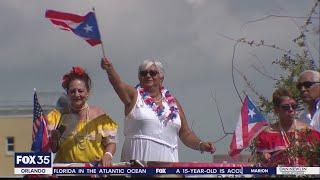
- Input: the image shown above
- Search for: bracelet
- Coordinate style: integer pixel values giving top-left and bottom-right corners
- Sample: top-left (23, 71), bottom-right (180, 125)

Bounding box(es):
top-left (104, 151), bottom-right (113, 159)
top-left (199, 141), bottom-right (204, 154)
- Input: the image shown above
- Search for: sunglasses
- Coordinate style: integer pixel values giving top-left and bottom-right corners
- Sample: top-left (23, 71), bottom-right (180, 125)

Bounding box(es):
top-left (279, 104), bottom-right (298, 111)
top-left (139, 70), bottom-right (159, 77)
top-left (296, 81), bottom-right (320, 90)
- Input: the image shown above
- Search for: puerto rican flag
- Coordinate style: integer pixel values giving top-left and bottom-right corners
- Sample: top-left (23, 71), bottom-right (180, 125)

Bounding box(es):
top-left (45, 10), bottom-right (101, 46)
top-left (229, 96), bottom-right (268, 157)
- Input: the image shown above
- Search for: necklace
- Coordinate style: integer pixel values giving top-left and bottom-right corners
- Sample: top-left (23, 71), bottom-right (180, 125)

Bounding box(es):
top-left (136, 84), bottom-right (179, 122)
top-left (70, 103), bottom-right (89, 112)
top-left (74, 104), bottom-right (90, 150)
top-left (279, 119), bottom-right (299, 165)
top-left (279, 120), bottom-right (296, 147)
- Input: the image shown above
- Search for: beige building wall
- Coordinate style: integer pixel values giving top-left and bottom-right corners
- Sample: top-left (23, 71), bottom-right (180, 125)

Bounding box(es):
top-left (0, 116), bottom-right (32, 177)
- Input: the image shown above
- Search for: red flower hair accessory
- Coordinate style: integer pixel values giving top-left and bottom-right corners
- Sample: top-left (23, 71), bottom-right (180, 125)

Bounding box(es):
top-left (72, 66), bottom-right (85, 76)
top-left (61, 66), bottom-right (85, 89)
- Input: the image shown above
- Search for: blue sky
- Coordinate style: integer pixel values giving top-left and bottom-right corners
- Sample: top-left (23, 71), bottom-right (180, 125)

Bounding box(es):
top-left (0, 0), bottom-right (318, 162)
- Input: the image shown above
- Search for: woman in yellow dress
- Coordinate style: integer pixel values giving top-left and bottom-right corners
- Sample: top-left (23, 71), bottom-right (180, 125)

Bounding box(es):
top-left (47, 66), bottom-right (118, 166)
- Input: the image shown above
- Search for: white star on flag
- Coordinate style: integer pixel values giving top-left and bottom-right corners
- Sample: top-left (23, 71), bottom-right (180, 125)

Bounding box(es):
top-left (248, 108), bottom-right (256, 118)
top-left (83, 24), bottom-right (93, 33)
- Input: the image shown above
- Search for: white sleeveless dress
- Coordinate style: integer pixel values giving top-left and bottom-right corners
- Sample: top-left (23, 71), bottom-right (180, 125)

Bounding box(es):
top-left (121, 90), bottom-right (181, 162)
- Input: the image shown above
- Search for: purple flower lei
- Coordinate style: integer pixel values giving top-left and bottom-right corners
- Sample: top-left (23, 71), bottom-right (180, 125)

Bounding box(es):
top-left (136, 84), bottom-right (179, 121)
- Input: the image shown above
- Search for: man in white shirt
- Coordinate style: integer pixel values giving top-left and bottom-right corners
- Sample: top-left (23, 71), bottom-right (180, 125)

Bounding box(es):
top-left (297, 70), bottom-right (320, 131)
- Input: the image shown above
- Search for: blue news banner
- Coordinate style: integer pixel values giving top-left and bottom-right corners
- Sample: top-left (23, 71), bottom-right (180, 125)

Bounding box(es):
top-left (52, 167), bottom-right (275, 175)
top-left (14, 153), bottom-right (277, 175)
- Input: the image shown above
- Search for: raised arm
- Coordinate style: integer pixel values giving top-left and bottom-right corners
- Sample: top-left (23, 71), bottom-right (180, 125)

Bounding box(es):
top-left (101, 58), bottom-right (136, 108)
top-left (177, 99), bottom-right (216, 154)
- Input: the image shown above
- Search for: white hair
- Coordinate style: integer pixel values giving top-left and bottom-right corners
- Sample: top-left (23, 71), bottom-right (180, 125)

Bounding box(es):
top-left (299, 70), bottom-right (320, 82)
top-left (138, 58), bottom-right (165, 78)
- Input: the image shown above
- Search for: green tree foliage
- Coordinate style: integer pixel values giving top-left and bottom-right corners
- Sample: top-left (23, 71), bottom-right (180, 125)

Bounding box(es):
top-left (234, 1), bottom-right (319, 117)
top-left (232, 1), bottom-right (319, 167)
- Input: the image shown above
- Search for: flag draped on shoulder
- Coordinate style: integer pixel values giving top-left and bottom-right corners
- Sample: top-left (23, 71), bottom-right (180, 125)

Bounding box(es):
top-left (229, 96), bottom-right (268, 157)
top-left (45, 9), bottom-right (101, 46)
top-left (31, 90), bottom-right (50, 152)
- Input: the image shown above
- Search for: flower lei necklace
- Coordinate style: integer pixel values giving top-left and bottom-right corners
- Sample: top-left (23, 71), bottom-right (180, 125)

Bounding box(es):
top-left (136, 84), bottom-right (179, 122)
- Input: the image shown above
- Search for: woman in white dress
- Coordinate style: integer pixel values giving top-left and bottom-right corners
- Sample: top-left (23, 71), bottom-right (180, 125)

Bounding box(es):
top-left (101, 58), bottom-right (216, 162)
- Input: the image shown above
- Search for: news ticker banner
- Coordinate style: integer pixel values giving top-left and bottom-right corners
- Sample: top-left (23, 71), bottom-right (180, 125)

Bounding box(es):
top-left (14, 153), bottom-right (320, 175)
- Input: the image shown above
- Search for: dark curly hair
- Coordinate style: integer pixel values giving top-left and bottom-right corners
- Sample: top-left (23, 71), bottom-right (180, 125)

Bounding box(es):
top-left (61, 66), bottom-right (92, 91)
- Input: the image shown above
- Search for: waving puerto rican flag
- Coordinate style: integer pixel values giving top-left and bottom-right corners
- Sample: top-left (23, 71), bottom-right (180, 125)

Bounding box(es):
top-left (45, 9), bottom-right (101, 46)
top-left (229, 96), bottom-right (268, 157)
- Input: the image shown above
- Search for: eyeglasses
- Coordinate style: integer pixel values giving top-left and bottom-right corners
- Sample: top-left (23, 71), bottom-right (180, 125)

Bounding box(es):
top-left (296, 81), bottom-right (320, 90)
top-left (279, 104), bottom-right (298, 111)
top-left (139, 70), bottom-right (159, 77)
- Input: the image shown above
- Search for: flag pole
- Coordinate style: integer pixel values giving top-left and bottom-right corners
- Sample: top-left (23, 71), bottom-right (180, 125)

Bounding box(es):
top-left (92, 7), bottom-right (106, 58)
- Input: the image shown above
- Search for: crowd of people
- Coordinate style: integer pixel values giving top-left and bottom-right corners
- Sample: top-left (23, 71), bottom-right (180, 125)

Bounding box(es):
top-left (45, 59), bottom-right (319, 167)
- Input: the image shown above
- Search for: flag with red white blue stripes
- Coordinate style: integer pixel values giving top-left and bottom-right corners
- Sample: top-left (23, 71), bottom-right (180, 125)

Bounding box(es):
top-left (31, 90), bottom-right (50, 152)
top-left (229, 96), bottom-right (268, 157)
top-left (45, 9), bottom-right (101, 46)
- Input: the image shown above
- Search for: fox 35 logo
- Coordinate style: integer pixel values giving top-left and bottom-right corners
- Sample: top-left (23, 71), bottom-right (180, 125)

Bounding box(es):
top-left (15, 152), bottom-right (52, 167)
